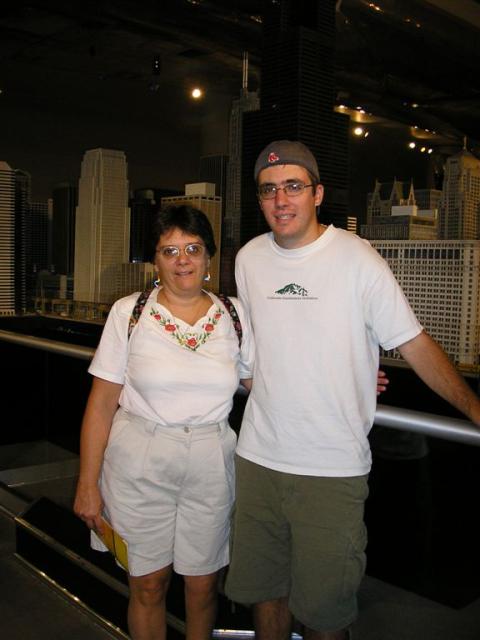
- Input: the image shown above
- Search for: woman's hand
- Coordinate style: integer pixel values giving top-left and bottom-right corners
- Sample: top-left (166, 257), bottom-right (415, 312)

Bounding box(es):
top-left (74, 377), bottom-right (122, 534)
top-left (377, 369), bottom-right (389, 396)
top-left (74, 481), bottom-right (104, 533)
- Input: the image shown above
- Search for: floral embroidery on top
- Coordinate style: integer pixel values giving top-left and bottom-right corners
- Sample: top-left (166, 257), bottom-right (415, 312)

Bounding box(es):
top-left (150, 305), bottom-right (224, 351)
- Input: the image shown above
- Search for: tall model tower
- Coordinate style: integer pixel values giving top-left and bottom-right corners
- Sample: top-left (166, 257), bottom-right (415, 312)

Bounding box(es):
top-left (219, 53), bottom-right (260, 293)
top-left (0, 163), bottom-right (29, 314)
top-left (241, 0), bottom-right (349, 243)
top-left (74, 149), bottom-right (130, 304)
top-left (224, 52), bottom-right (260, 249)
top-left (199, 154), bottom-right (229, 219)
top-left (0, 162), bottom-right (16, 315)
top-left (438, 146), bottom-right (480, 240)
top-left (52, 182), bottom-right (77, 275)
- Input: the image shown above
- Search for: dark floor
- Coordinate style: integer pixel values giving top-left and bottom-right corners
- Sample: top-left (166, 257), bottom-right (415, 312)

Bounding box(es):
top-left (1, 434), bottom-right (480, 640)
top-left (0, 507), bottom-right (120, 640)
top-left (2, 499), bottom-right (480, 640)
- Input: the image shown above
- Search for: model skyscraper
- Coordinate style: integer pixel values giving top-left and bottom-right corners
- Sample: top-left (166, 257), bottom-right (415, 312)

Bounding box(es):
top-left (439, 146), bottom-right (480, 240)
top-left (240, 0), bottom-right (349, 243)
top-left (73, 149), bottom-right (130, 304)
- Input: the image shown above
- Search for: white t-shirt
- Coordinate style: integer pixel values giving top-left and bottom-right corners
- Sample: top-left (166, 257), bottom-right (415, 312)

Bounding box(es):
top-left (89, 289), bottom-right (254, 426)
top-left (235, 225), bottom-right (423, 477)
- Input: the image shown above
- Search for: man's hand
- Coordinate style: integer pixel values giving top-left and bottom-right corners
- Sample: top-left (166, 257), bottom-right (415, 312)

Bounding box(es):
top-left (399, 331), bottom-right (480, 427)
top-left (377, 369), bottom-right (389, 396)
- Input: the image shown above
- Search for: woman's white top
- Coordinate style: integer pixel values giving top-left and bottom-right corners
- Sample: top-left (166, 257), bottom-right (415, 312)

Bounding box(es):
top-left (89, 289), bottom-right (254, 426)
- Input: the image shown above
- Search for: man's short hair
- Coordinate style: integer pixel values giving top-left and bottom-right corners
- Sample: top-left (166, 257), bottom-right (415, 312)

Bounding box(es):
top-left (254, 140), bottom-right (320, 183)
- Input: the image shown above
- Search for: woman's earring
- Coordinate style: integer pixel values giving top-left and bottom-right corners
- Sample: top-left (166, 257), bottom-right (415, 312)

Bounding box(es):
top-left (154, 277), bottom-right (160, 288)
top-left (204, 272), bottom-right (211, 282)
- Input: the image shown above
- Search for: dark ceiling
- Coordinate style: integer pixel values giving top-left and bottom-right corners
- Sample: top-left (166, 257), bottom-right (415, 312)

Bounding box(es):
top-left (2, 0), bottom-right (480, 200)
top-left (2, 0), bottom-right (480, 139)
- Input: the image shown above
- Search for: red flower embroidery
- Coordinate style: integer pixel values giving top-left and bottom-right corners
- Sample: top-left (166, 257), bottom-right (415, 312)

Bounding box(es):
top-left (150, 305), bottom-right (223, 351)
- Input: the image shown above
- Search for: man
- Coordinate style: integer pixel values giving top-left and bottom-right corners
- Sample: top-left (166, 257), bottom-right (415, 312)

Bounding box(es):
top-left (225, 140), bottom-right (480, 640)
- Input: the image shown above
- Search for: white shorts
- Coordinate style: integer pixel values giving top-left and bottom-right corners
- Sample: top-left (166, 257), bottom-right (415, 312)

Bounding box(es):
top-left (91, 408), bottom-right (237, 577)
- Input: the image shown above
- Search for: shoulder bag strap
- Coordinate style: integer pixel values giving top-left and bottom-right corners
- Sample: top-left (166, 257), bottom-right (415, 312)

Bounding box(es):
top-left (128, 288), bottom-right (153, 339)
top-left (217, 293), bottom-right (243, 347)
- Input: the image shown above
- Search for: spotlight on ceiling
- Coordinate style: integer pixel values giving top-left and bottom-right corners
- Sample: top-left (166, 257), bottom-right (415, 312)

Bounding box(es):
top-left (152, 56), bottom-right (161, 76)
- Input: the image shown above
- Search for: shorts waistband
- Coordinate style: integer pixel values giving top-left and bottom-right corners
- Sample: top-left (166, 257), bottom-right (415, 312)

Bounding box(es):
top-left (116, 407), bottom-right (228, 436)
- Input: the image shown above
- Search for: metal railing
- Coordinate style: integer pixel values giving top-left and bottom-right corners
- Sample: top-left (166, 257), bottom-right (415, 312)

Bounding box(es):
top-left (1, 327), bottom-right (479, 447)
top-left (375, 404), bottom-right (480, 446)
top-left (0, 329), bottom-right (95, 360)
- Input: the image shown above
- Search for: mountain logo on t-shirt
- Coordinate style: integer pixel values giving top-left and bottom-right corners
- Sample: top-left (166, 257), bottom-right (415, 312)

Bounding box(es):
top-left (275, 283), bottom-right (308, 297)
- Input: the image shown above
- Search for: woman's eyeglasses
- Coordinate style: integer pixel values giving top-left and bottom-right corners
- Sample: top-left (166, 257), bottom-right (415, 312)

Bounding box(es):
top-left (156, 243), bottom-right (206, 259)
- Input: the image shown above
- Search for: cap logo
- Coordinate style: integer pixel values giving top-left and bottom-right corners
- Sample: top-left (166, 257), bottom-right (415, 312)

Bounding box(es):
top-left (268, 152), bottom-right (280, 163)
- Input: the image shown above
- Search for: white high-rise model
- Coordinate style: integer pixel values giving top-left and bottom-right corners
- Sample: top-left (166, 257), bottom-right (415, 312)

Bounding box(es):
top-left (372, 239), bottom-right (480, 370)
top-left (74, 149), bottom-right (130, 304)
top-left (439, 143), bottom-right (480, 240)
top-left (0, 161), bottom-right (16, 315)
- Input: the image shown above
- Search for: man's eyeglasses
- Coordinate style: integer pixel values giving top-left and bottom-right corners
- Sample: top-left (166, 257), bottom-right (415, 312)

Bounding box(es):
top-left (156, 243), bottom-right (206, 259)
top-left (258, 181), bottom-right (314, 200)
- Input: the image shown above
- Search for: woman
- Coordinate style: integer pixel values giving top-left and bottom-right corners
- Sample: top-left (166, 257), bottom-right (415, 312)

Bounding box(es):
top-left (74, 204), bottom-right (254, 640)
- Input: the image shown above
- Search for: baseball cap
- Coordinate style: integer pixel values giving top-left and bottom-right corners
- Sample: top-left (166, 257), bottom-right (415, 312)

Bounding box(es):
top-left (254, 140), bottom-right (320, 182)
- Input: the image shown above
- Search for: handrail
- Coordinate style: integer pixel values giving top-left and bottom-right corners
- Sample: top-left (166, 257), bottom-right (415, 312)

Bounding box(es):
top-left (1, 328), bottom-right (480, 446)
top-left (375, 404), bottom-right (480, 446)
top-left (0, 329), bottom-right (95, 360)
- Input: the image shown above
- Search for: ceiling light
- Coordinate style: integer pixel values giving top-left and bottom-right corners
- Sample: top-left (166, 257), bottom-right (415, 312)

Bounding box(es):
top-left (353, 126), bottom-right (364, 136)
top-left (191, 88), bottom-right (203, 99)
top-left (420, 147), bottom-right (427, 153)
top-left (428, 148), bottom-right (433, 154)
top-left (408, 142), bottom-right (416, 149)
top-left (152, 56), bottom-right (161, 75)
